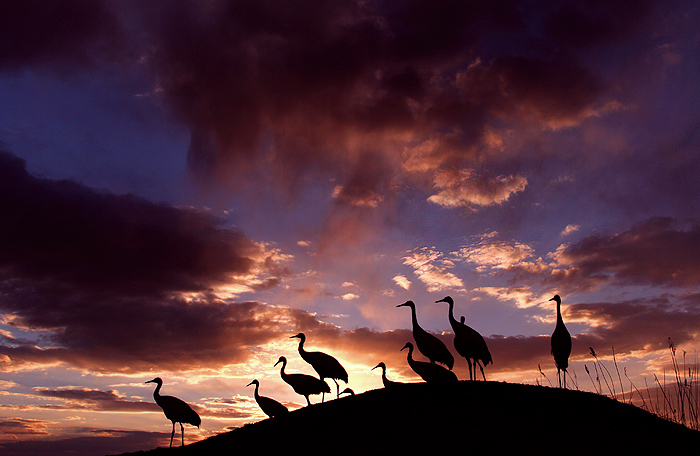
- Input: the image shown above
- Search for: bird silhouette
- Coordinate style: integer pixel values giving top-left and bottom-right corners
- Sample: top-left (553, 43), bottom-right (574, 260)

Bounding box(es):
top-left (145, 377), bottom-right (201, 448)
top-left (397, 300), bottom-right (454, 370)
top-left (436, 296), bottom-right (492, 381)
top-left (550, 294), bottom-right (572, 388)
top-left (371, 362), bottom-right (405, 389)
top-left (246, 379), bottom-right (289, 418)
top-left (275, 356), bottom-right (331, 406)
top-left (339, 387), bottom-right (355, 397)
top-left (291, 332), bottom-right (348, 399)
top-left (401, 342), bottom-right (458, 384)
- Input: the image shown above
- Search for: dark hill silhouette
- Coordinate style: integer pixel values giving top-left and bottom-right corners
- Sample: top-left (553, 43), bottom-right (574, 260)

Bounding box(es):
top-left (116, 381), bottom-right (700, 456)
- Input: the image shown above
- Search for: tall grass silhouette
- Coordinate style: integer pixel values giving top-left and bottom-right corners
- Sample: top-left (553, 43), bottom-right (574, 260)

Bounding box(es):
top-left (582, 339), bottom-right (700, 431)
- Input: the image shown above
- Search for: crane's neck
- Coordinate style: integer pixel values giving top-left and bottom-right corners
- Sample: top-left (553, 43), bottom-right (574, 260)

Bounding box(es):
top-left (253, 382), bottom-right (260, 399)
top-left (556, 301), bottom-right (564, 324)
top-left (408, 305), bottom-right (419, 328)
top-left (278, 360), bottom-right (287, 379)
top-left (151, 382), bottom-right (162, 400)
top-left (296, 337), bottom-right (306, 356)
top-left (405, 345), bottom-right (414, 362)
top-left (446, 301), bottom-right (458, 328)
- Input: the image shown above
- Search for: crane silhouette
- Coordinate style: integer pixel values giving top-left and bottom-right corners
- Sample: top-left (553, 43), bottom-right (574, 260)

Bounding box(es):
top-left (401, 342), bottom-right (458, 384)
top-left (397, 300), bottom-right (454, 370)
top-left (371, 362), bottom-right (405, 389)
top-left (550, 294), bottom-right (572, 388)
top-left (246, 379), bottom-right (289, 418)
top-left (145, 377), bottom-right (201, 448)
top-left (275, 355), bottom-right (330, 406)
top-left (291, 332), bottom-right (348, 399)
top-left (436, 296), bottom-right (492, 380)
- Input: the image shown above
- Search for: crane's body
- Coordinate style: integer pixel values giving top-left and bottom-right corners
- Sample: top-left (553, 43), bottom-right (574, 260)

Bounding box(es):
top-left (247, 379), bottom-right (288, 418)
top-left (146, 377), bottom-right (200, 448)
top-left (275, 356), bottom-right (330, 405)
top-left (550, 295), bottom-right (572, 388)
top-left (291, 332), bottom-right (348, 399)
top-left (401, 342), bottom-right (458, 384)
top-left (436, 296), bottom-right (492, 380)
top-left (397, 301), bottom-right (454, 370)
top-left (371, 362), bottom-right (405, 389)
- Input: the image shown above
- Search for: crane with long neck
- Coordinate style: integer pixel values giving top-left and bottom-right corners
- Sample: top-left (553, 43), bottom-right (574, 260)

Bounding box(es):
top-left (371, 362), bottom-right (405, 389)
top-left (401, 342), bottom-right (458, 384)
top-left (145, 377), bottom-right (201, 448)
top-left (275, 356), bottom-right (330, 405)
top-left (291, 332), bottom-right (348, 399)
top-left (550, 294), bottom-right (572, 388)
top-left (436, 296), bottom-right (492, 380)
top-left (397, 300), bottom-right (454, 370)
top-left (246, 379), bottom-right (288, 418)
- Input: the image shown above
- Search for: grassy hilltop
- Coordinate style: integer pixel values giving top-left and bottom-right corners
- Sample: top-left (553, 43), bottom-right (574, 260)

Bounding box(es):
top-left (118, 381), bottom-right (700, 456)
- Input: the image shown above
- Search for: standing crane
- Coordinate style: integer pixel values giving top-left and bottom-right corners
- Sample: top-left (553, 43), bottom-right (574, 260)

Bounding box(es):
top-left (401, 342), bottom-right (458, 384)
top-left (550, 294), bottom-right (572, 388)
top-left (436, 296), bottom-right (492, 380)
top-left (291, 332), bottom-right (348, 399)
top-left (246, 379), bottom-right (288, 418)
top-left (397, 300), bottom-right (454, 370)
top-left (274, 356), bottom-right (330, 405)
top-left (145, 377), bottom-right (201, 448)
top-left (371, 362), bottom-right (405, 389)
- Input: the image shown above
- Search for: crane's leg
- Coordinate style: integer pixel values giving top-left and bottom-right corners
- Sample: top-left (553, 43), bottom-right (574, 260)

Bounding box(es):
top-left (467, 358), bottom-right (473, 381)
top-left (170, 422), bottom-right (175, 448)
top-left (334, 379), bottom-right (340, 398)
top-left (305, 395), bottom-right (311, 406)
top-left (180, 422), bottom-right (185, 446)
top-left (478, 361), bottom-right (486, 381)
top-left (563, 369), bottom-right (567, 390)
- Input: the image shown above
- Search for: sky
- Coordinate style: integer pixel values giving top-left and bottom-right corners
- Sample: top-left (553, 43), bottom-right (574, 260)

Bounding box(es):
top-left (1, 0), bottom-right (700, 453)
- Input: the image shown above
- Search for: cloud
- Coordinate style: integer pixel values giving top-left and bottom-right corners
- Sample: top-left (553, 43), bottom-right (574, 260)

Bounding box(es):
top-left (402, 247), bottom-right (464, 293)
top-left (428, 169), bottom-right (527, 209)
top-left (0, 151), bottom-right (306, 373)
top-left (393, 275), bottom-right (411, 290)
top-left (33, 388), bottom-right (157, 413)
top-left (0, 0), bottom-right (126, 71)
top-left (552, 217), bottom-right (700, 288)
top-left (0, 428), bottom-right (168, 456)
top-left (0, 150), bottom-right (282, 295)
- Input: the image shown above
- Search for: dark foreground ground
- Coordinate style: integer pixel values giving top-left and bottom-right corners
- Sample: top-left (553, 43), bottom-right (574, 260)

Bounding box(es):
top-left (116, 381), bottom-right (700, 456)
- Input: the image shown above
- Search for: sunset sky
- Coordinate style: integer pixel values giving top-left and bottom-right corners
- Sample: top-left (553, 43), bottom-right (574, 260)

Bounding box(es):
top-left (2, 0), bottom-right (700, 454)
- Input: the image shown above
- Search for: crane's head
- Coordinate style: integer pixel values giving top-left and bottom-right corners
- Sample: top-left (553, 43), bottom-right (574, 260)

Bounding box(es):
top-left (371, 362), bottom-right (385, 371)
top-left (145, 377), bottom-right (162, 386)
top-left (274, 356), bottom-right (287, 367)
top-left (400, 342), bottom-right (413, 352)
top-left (246, 379), bottom-right (259, 387)
top-left (435, 296), bottom-right (453, 305)
top-left (549, 294), bottom-right (561, 305)
top-left (290, 333), bottom-right (305, 341)
top-left (396, 300), bottom-right (415, 309)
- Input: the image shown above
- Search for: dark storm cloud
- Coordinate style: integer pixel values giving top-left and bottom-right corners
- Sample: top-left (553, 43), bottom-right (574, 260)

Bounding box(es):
top-left (0, 150), bottom-right (299, 372)
top-left (0, 429), bottom-right (168, 456)
top-left (0, 150), bottom-right (260, 294)
top-left (142, 0), bottom-right (651, 197)
top-left (33, 388), bottom-right (157, 413)
top-left (0, 0), bottom-right (125, 71)
top-left (554, 217), bottom-right (700, 288)
top-left (0, 1), bottom-right (667, 204)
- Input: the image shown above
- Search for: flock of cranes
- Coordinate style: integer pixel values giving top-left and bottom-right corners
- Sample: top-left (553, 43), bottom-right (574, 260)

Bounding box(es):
top-left (146, 294), bottom-right (571, 446)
